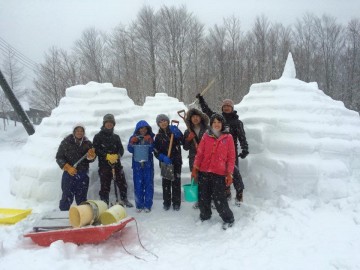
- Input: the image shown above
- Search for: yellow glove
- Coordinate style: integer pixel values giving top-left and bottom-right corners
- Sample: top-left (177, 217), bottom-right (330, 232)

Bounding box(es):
top-left (87, 148), bottom-right (96, 160)
top-left (106, 154), bottom-right (119, 164)
top-left (63, 163), bottom-right (77, 176)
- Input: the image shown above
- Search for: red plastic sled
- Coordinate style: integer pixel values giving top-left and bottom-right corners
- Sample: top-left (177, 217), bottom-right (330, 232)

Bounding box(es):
top-left (24, 216), bottom-right (134, 247)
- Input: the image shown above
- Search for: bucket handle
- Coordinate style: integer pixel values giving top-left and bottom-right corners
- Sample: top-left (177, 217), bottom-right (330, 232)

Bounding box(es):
top-left (191, 177), bottom-right (197, 186)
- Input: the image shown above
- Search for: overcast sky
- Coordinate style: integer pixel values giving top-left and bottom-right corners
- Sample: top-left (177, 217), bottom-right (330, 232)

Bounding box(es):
top-left (1, 0), bottom-right (359, 87)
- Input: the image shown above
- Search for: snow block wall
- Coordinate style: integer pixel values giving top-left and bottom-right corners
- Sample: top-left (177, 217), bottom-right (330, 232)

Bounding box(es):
top-left (10, 82), bottom-right (187, 205)
top-left (237, 53), bottom-right (360, 202)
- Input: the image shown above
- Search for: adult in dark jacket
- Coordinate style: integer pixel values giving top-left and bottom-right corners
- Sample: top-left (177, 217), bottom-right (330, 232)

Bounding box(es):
top-left (93, 114), bottom-right (133, 207)
top-left (56, 123), bottom-right (96, 211)
top-left (127, 120), bottom-right (155, 212)
top-left (154, 114), bottom-right (183, 211)
top-left (183, 108), bottom-right (209, 208)
top-left (196, 94), bottom-right (249, 205)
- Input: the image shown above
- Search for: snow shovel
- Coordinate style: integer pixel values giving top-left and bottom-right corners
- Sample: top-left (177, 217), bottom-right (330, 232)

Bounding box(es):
top-left (188, 78), bottom-right (215, 108)
top-left (160, 120), bottom-right (178, 181)
top-left (177, 109), bottom-right (198, 150)
top-left (110, 163), bottom-right (121, 206)
top-left (73, 153), bottom-right (88, 168)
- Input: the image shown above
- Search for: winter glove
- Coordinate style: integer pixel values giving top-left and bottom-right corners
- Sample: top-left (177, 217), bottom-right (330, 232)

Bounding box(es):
top-left (159, 153), bottom-right (172, 165)
top-left (225, 173), bottom-right (233, 187)
top-left (196, 93), bottom-right (204, 102)
top-left (130, 136), bottom-right (139, 144)
top-left (169, 125), bottom-right (182, 139)
top-left (63, 163), bottom-right (77, 176)
top-left (191, 166), bottom-right (199, 181)
top-left (106, 153), bottom-right (119, 164)
top-left (87, 148), bottom-right (96, 160)
top-left (186, 131), bottom-right (196, 142)
top-left (143, 135), bottom-right (153, 143)
top-left (238, 150), bottom-right (249, 159)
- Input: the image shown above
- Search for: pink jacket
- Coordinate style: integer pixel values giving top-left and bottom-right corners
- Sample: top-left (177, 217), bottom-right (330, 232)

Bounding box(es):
top-left (193, 131), bottom-right (235, 176)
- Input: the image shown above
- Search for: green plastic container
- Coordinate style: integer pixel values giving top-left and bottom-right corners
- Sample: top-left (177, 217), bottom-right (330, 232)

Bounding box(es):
top-left (183, 178), bottom-right (198, 202)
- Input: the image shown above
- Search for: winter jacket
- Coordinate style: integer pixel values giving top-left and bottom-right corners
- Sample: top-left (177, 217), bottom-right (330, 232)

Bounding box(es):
top-left (127, 120), bottom-right (155, 168)
top-left (93, 126), bottom-right (124, 169)
top-left (154, 126), bottom-right (183, 166)
top-left (183, 108), bottom-right (209, 160)
top-left (193, 129), bottom-right (235, 176)
top-left (198, 96), bottom-right (248, 158)
top-left (56, 134), bottom-right (94, 172)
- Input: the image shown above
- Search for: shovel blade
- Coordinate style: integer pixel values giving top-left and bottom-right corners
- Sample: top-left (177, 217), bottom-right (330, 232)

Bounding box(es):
top-left (160, 162), bottom-right (174, 181)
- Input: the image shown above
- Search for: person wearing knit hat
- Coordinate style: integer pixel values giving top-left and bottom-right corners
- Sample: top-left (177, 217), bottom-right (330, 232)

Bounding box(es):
top-left (156, 114), bottom-right (170, 126)
top-left (196, 93), bottom-right (249, 206)
top-left (93, 114), bottom-right (133, 207)
top-left (154, 113), bottom-right (184, 211)
top-left (56, 123), bottom-right (96, 211)
top-left (103, 113), bottom-right (116, 126)
top-left (221, 99), bottom-right (235, 112)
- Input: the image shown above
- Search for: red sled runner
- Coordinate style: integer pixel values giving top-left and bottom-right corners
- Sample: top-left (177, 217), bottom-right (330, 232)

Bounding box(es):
top-left (24, 216), bottom-right (135, 247)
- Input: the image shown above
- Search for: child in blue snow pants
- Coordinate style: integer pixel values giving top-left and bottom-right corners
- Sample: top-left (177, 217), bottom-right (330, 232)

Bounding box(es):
top-left (127, 120), bottom-right (155, 212)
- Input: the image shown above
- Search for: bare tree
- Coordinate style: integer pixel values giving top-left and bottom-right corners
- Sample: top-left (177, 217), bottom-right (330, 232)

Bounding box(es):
top-left (31, 47), bottom-right (74, 111)
top-left (74, 27), bottom-right (108, 83)
top-left (342, 19), bottom-right (360, 111)
top-left (133, 5), bottom-right (160, 96)
top-left (313, 15), bottom-right (344, 97)
top-left (158, 5), bottom-right (199, 101)
top-left (1, 48), bottom-right (26, 128)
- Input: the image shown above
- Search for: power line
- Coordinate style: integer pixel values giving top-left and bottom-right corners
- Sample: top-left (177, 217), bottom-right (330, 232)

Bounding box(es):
top-left (0, 37), bottom-right (38, 66)
top-left (0, 37), bottom-right (38, 72)
top-left (0, 43), bottom-right (38, 71)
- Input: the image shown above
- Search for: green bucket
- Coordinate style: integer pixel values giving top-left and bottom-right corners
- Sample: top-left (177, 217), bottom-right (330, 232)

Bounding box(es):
top-left (183, 178), bottom-right (198, 202)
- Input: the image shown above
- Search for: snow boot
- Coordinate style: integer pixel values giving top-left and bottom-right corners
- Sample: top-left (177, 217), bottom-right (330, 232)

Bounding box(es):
top-left (235, 190), bottom-right (243, 207)
top-left (222, 221), bottom-right (234, 230)
top-left (120, 198), bottom-right (133, 208)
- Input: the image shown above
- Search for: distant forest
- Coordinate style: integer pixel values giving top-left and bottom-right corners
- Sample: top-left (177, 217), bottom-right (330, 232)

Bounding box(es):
top-left (2, 5), bottom-right (360, 114)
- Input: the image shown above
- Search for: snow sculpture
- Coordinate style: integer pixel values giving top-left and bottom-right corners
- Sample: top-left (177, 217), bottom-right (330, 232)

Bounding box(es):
top-left (10, 82), bottom-right (186, 205)
top-left (237, 53), bottom-right (360, 202)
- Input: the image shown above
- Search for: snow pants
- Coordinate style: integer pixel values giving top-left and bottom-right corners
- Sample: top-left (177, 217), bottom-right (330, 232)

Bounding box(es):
top-left (98, 166), bottom-right (128, 205)
top-left (59, 170), bottom-right (89, 211)
top-left (198, 172), bottom-right (234, 223)
top-left (162, 162), bottom-right (182, 208)
top-left (132, 161), bottom-right (154, 209)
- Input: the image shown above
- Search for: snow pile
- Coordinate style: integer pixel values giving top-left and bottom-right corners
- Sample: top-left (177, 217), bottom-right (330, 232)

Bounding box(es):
top-left (237, 53), bottom-right (360, 203)
top-left (10, 82), bottom-right (187, 206)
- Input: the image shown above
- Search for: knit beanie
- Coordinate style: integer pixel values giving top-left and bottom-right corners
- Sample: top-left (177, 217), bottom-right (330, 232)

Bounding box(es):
top-left (156, 114), bottom-right (170, 126)
top-left (103, 113), bottom-right (116, 126)
top-left (222, 99), bottom-right (234, 110)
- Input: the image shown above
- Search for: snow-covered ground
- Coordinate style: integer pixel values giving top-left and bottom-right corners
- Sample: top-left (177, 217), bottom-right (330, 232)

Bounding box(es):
top-left (1, 54), bottom-right (360, 269)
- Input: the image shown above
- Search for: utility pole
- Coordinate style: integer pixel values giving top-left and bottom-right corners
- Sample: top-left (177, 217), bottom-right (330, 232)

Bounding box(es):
top-left (0, 69), bottom-right (35, 135)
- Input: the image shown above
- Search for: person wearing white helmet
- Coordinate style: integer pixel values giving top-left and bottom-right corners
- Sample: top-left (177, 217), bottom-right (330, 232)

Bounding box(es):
top-left (56, 123), bottom-right (96, 211)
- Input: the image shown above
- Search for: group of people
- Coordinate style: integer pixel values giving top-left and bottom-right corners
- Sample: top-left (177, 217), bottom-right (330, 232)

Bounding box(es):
top-left (55, 94), bottom-right (248, 228)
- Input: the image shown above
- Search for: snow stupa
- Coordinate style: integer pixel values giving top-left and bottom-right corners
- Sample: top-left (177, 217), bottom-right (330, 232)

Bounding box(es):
top-left (237, 53), bottom-right (360, 202)
top-left (10, 82), bottom-right (187, 206)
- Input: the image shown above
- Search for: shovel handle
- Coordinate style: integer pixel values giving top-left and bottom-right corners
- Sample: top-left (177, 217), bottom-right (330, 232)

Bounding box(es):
top-left (167, 133), bottom-right (174, 157)
top-left (199, 78), bottom-right (215, 97)
top-left (171, 119), bottom-right (179, 126)
top-left (177, 110), bottom-right (186, 121)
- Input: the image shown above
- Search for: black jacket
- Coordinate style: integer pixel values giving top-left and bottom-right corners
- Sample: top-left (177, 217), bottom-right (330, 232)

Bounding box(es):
top-left (183, 108), bottom-right (209, 160)
top-left (93, 127), bottom-right (124, 168)
top-left (198, 96), bottom-right (249, 158)
top-left (56, 134), bottom-right (94, 172)
top-left (154, 126), bottom-right (183, 166)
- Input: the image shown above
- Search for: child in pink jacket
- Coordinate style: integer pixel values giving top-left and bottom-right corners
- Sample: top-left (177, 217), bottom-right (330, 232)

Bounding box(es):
top-left (192, 113), bottom-right (235, 229)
